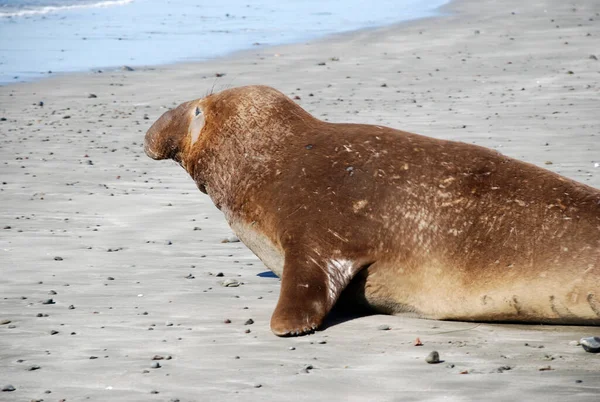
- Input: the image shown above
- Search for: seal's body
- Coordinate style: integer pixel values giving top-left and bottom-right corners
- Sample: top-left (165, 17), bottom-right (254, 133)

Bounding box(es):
top-left (145, 85), bottom-right (600, 336)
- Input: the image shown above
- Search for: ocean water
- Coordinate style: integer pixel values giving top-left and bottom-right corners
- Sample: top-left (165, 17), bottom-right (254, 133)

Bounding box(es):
top-left (0, 0), bottom-right (448, 85)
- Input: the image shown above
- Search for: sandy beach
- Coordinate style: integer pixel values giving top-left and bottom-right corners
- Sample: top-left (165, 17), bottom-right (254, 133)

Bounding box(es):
top-left (1, 0), bottom-right (599, 400)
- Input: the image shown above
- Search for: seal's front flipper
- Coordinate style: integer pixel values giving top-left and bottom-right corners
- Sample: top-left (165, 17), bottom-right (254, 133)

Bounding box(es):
top-left (270, 251), bottom-right (368, 336)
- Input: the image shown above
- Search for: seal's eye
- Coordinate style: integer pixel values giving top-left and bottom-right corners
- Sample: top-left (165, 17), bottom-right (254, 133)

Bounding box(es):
top-left (195, 106), bottom-right (202, 117)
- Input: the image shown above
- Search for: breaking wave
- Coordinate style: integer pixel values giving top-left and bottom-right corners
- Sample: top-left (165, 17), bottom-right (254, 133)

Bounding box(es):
top-left (0, 0), bottom-right (134, 18)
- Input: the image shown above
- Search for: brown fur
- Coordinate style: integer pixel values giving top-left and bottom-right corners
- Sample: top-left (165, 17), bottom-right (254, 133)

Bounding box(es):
top-left (145, 85), bottom-right (600, 336)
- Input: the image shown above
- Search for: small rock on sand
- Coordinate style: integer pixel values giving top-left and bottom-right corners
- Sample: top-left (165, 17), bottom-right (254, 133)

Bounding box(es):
top-left (377, 324), bottom-right (391, 330)
top-left (221, 279), bottom-right (240, 287)
top-left (496, 365), bottom-right (512, 373)
top-left (221, 236), bottom-right (240, 243)
top-left (580, 336), bottom-right (600, 353)
top-left (1, 384), bottom-right (15, 392)
top-left (302, 364), bottom-right (314, 373)
top-left (425, 351), bottom-right (440, 364)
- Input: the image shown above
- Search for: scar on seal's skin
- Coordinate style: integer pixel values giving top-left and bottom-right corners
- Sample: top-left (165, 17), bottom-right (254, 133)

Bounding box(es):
top-left (549, 295), bottom-right (560, 317)
top-left (588, 293), bottom-right (600, 317)
top-left (481, 294), bottom-right (490, 305)
top-left (511, 295), bottom-right (522, 315)
top-left (549, 295), bottom-right (576, 319)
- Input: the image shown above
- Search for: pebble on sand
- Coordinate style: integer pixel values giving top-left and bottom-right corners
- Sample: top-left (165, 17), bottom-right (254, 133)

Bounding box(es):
top-left (302, 365), bottom-right (314, 373)
top-left (496, 365), bottom-right (512, 373)
top-left (2, 385), bottom-right (16, 392)
top-left (221, 279), bottom-right (240, 287)
top-left (377, 324), bottom-right (391, 330)
top-left (151, 362), bottom-right (161, 369)
top-left (425, 351), bottom-right (441, 364)
top-left (580, 336), bottom-right (600, 353)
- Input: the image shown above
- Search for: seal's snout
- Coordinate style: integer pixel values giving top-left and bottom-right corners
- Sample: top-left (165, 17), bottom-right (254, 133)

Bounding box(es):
top-left (144, 111), bottom-right (171, 160)
top-left (143, 142), bottom-right (160, 160)
top-left (144, 102), bottom-right (193, 161)
top-left (144, 123), bottom-right (164, 160)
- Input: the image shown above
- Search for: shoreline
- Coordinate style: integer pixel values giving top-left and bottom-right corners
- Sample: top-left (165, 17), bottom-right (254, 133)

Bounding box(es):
top-left (1, 0), bottom-right (599, 400)
top-left (0, 0), bottom-right (450, 86)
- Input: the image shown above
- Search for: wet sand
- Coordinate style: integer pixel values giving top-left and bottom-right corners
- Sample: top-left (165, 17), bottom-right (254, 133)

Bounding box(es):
top-left (1, 0), bottom-right (599, 400)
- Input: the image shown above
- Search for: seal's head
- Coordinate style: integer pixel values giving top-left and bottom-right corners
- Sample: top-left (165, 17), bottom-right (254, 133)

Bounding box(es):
top-left (144, 85), bottom-right (317, 196)
top-left (144, 99), bottom-right (205, 163)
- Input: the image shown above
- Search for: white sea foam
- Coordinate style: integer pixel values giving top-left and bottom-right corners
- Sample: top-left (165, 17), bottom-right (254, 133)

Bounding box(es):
top-left (0, 0), bottom-right (134, 18)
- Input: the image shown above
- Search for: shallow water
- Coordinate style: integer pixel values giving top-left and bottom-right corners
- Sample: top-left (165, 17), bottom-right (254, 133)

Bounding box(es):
top-left (0, 0), bottom-right (448, 84)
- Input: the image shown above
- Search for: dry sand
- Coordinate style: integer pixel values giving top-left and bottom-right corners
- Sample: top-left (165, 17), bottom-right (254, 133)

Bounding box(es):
top-left (1, 0), bottom-right (599, 400)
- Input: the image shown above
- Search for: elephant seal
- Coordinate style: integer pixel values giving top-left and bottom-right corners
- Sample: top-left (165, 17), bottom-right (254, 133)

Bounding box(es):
top-left (144, 85), bottom-right (600, 336)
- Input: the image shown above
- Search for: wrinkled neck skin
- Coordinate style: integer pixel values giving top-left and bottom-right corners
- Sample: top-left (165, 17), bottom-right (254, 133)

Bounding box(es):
top-left (181, 90), bottom-right (317, 227)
